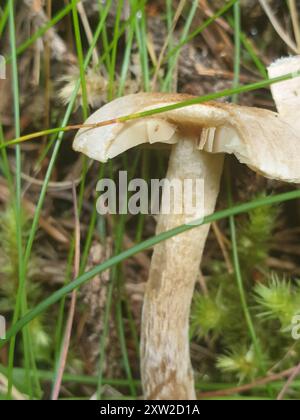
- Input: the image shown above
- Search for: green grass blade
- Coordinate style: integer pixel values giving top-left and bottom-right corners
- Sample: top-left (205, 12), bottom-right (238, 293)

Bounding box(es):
top-left (7, 0), bottom-right (35, 400)
top-left (1, 189), bottom-right (300, 347)
top-left (2, 69), bottom-right (300, 152)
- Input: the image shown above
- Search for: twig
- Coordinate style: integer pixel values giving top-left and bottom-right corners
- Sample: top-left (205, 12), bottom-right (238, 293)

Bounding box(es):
top-left (51, 183), bottom-right (81, 400)
top-left (198, 270), bottom-right (209, 296)
top-left (17, 168), bottom-right (83, 191)
top-left (212, 222), bottom-right (233, 274)
top-left (199, 0), bottom-right (231, 32)
top-left (195, 63), bottom-right (257, 82)
top-left (77, 1), bottom-right (99, 66)
top-left (288, 0), bottom-right (300, 52)
top-left (0, 177), bottom-right (69, 244)
top-left (199, 366), bottom-right (295, 399)
top-left (259, 0), bottom-right (298, 53)
top-left (277, 361), bottom-right (300, 400)
top-left (151, 0), bottom-right (187, 89)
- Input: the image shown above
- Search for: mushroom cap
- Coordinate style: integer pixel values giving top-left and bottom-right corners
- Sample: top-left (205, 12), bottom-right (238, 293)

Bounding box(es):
top-left (73, 92), bottom-right (300, 183)
top-left (268, 55), bottom-right (300, 133)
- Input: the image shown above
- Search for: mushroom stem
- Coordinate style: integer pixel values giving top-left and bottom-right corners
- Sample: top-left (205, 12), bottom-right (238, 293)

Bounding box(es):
top-left (141, 135), bottom-right (224, 400)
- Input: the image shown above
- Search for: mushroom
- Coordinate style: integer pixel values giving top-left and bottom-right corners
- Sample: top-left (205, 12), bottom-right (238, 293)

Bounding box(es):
top-left (73, 91), bottom-right (300, 400)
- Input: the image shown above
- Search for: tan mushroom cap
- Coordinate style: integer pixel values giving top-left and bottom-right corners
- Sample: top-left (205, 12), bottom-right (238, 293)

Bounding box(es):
top-left (268, 56), bottom-right (300, 134)
top-left (73, 92), bottom-right (300, 183)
